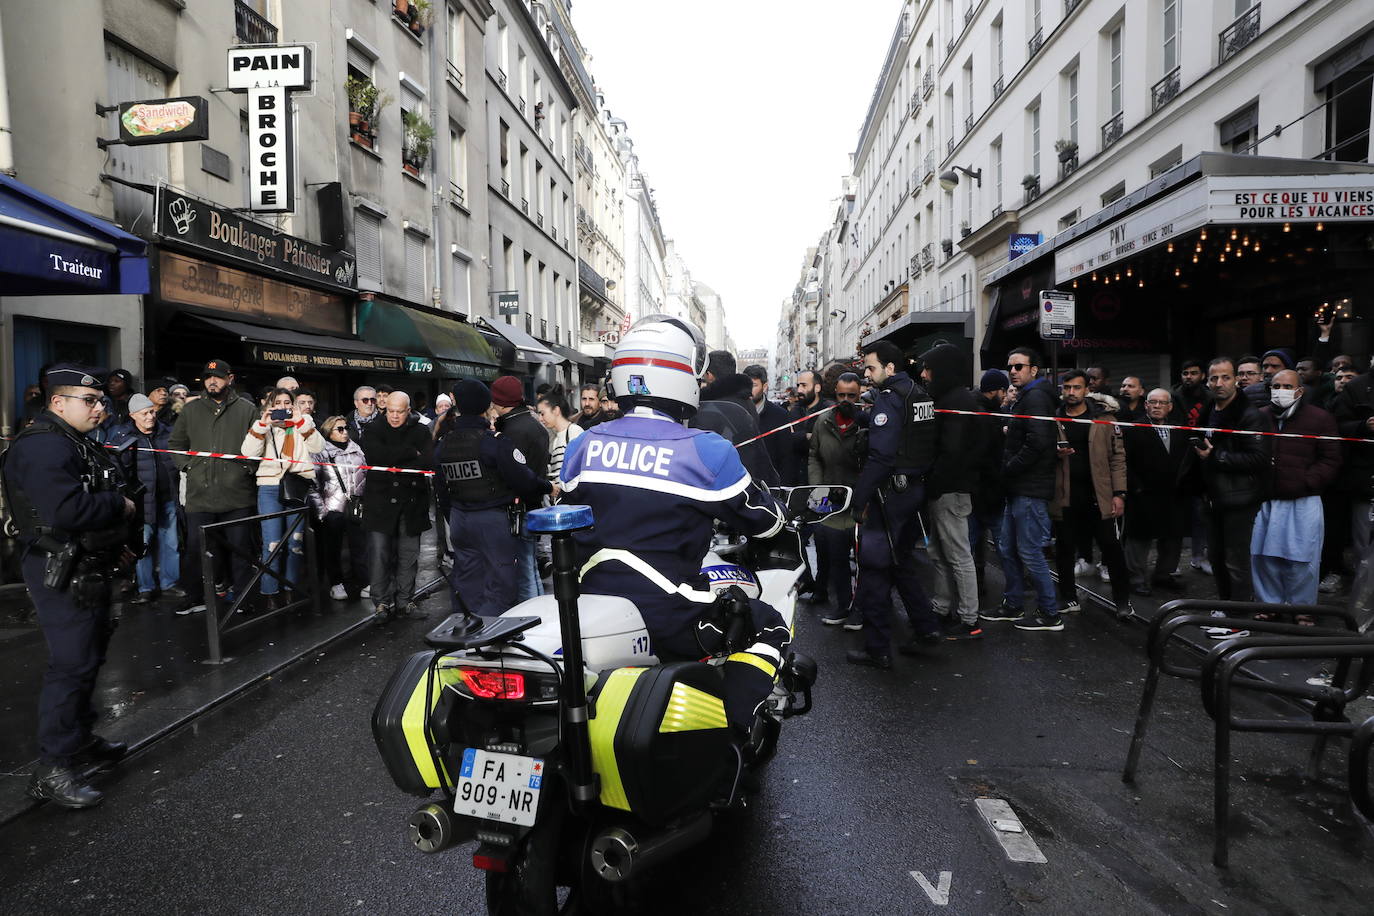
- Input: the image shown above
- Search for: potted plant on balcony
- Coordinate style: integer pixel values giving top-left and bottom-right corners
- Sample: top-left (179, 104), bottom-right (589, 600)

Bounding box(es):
top-left (1022, 174), bottom-right (1040, 197)
top-left (960, 220), bottom-right (972, 238)
top-left (402, 109), bottom-right (435, 177)
top-left (410, 0), bottom-right (432, 34)
top-left (941, 238), bottom-right (953, 256)
top-left (393, 0), bottom-right (411, 21)
top-left (1055, 139), bottom-right (1078, 163)
top-left (346, 76), bottom-right (389, 148)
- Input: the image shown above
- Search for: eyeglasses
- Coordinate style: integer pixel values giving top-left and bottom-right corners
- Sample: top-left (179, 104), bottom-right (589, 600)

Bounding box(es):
top-left (332, 426), bottom-right (348, 433)
top-left (357, 397), bottom-right (376, 404)
top-left (58, 394), bottom-right (103, 408)
top-left (1006, 363), bottom-right (1029, 372)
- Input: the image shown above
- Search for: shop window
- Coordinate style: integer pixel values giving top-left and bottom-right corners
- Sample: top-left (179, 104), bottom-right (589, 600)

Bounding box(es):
top-left (355, 210), bottom-right (383, 287)
top-left (404, 231), bottom-right (427, 303)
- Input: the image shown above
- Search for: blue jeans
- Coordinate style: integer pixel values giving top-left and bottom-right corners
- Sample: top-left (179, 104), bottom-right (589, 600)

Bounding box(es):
top-left (1000, 495), bottom-right (1059, 616)
top-left (515, 531), bottom-right (544, 603)
top-left (257, 484), bottom-right (306, 596)
top-left (136, 500), bottom-right (180, 592)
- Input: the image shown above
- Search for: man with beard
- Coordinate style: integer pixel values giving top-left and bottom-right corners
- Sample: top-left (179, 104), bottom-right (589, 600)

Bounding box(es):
top-left (693, 348), bottom-right (780, 486)
top-left (168, 360), bottom-right (259, 615)
top-left (744, 364), bottom-right (794, 485)
top-left (1117, 376), bottom-right (1146, 423)
top-left (789, 369), bottom-right (833, 487)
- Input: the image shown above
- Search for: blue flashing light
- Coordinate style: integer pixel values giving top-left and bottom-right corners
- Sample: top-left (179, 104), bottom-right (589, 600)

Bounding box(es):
top-left (526, 504), bottom-right (595, 533)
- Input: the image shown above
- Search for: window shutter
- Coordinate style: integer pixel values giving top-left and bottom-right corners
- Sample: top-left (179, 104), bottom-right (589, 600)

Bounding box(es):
top-left (347, 43), bottom-right (373, 76)
top-left (355, 211), bottom-right (382, 284)
top-left (405, 231), bottom-right (427, 303)
top-left (451, 256), bottom-right (471, 315)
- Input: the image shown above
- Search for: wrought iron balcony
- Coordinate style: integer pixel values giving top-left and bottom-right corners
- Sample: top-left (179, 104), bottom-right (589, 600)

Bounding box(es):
top-left (1064, 0), bottom-right (1083, 17)
top-left (963, 6), bottom-right (974, 27)
top-left (1101, 112), bottom-right (1124, 149)
top-left (946, 37), bottom-right (955, 59)
top-left (446, 60), bottom-right (464, 90)
top-left (450, 182), bottom-right (466, 207)
top-left (1023, 176), bottom-right (1041, 205)
top-left (1028, 28), bottom-right (1044, 59)
top-left (964, 113), bottom-right (974, 134)
top-left (923, 151), bottom-right (936, 180)
top-left (1152, 67), bottom-right (1181, 112)
top-left (536, 213), bottom-right (543, 228)
top-left (910, 91), bottom-right (921, 119)
top-left (992, 75), bottom-right (1005, 100)
top-left (911, 254), bottom-right (922, 277)
top-left (520, 198), bottom-right (529, 215)
top-left (235, 0), bottom-right (277, 44)
top-left (919, 244), bottom-right (935, 270)
top-left (1060, 154), bottom-right (1080, 180)
top-left (991, 203), bottom-right (1003, 218)
top-left (946, 136), bottom-right (955, 155)
top-left (923, 68), bottom-right (935, 99)
top-left (519, 97), bottom-right (526, 116)
top-left (501, 178), bottom-right (510, 197)
top-left (497, 68), bottom-right (508, 91)
top-left (1219, 4), bottom-right (1261, 64)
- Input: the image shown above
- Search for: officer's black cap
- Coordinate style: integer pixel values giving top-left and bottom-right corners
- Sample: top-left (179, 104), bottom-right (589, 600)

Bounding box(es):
top-left (44, 364), bottom-right (105, 391)
top-left (202, 359), bottom-right (232, 379)
top-left (453, 379), bottom-right (492, 415)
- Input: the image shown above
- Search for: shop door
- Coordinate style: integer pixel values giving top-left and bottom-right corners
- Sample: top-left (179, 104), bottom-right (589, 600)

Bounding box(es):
top-left (12, 316), bottom-right (110, 421)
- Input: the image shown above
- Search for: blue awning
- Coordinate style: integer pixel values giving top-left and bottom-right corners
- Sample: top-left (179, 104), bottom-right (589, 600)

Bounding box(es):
top-left (0, 173), bottom-right (150, 296)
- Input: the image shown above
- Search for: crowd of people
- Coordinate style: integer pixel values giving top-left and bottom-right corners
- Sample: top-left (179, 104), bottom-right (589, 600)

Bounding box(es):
top-left (777, 328), bottom-right (1373, 661)
top-left (15, 323), bottom-right (1373, 648)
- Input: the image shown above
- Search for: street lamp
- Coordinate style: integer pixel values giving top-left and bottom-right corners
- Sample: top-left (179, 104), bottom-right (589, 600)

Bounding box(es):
top-left (939, 165), bottom-right (983, 191)
top-left (830, 309), bottom-right (847, 320)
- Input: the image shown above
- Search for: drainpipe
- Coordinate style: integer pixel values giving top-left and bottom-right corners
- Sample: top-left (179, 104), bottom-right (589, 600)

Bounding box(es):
top-left (0, 8), bottom-right (15, 176)
top-left (429, 12), bottom-right (445, 319)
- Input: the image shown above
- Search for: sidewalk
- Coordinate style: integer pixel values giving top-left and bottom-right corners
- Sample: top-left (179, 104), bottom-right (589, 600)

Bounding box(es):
top-left (0, 534), bottom-right (450, 826)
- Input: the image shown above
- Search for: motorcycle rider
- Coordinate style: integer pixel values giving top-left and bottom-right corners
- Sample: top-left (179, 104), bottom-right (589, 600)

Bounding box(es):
top-left (559, 316), bottom-right (790, 732)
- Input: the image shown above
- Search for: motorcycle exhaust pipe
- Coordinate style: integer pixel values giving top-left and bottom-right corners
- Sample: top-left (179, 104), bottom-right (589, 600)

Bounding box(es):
top-left (589, 813), bottom-right (713, 882)
top-left (408, 802), bottom-right (473, 853)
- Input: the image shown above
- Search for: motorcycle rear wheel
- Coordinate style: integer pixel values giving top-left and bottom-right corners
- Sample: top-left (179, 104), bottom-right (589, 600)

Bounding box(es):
top-left (484, 802), bottom-right (566, 916)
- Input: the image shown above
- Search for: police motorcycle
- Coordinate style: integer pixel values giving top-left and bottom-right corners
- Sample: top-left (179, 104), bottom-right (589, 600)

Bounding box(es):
top-left (371, 484), bottom-right (850, 914)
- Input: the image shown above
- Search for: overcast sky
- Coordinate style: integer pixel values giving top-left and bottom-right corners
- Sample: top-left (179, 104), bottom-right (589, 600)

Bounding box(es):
top-left (570, 0), bottom-right (900, 350)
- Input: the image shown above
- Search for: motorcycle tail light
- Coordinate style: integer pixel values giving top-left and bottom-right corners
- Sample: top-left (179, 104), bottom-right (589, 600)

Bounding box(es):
top-left (473, 853), bottom-right (510, 872)
top-left (459, 667), bottom-right (527, 700)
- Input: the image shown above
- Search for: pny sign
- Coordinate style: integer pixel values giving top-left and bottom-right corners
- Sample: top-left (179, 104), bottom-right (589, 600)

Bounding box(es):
top-left (227, 46), bottom-right (312, 212)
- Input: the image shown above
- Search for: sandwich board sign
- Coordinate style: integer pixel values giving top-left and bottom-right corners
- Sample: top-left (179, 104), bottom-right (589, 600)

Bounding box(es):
top-left (226, 46), bottom-right (313, 212)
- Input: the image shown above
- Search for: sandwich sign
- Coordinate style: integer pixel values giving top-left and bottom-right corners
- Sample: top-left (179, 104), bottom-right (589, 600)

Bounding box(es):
top-left (226, 46), bottom-right (312, 212)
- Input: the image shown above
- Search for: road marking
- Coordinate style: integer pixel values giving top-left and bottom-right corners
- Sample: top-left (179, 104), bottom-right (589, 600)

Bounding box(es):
top-left (974, 797), bottom-right (1047, 864)
top-left (909, 870), bottom-right (952, 906)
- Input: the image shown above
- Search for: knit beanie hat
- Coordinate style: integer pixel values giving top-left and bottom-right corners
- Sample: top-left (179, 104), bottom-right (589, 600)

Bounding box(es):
top-left (490, 375), bottom-right (525, 408)
top-left (979, 369), bottom-right (1010, 392)
top-left (453, 379), bottom-right (492, 416)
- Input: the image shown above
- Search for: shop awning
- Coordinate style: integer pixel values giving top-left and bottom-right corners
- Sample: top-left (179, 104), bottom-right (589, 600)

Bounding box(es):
top-left (478, 317), bottom-right (557, 364)
top-left (860, 310), bottom-right (976, 358)
top-left (187, 315), bottom-right (406, 373)
top-left (358, 300), bottom-right (500, 380)
top-left (0, 173), bottom-right (149, 295)
top-left (550, 342), bottom-right (593, 367)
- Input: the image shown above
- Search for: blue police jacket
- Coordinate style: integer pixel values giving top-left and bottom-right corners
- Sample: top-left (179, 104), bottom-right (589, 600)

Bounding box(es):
top-left (559, 408), bottom-right (786, 648)
top-left (852, 371), bottom-right (932, 514)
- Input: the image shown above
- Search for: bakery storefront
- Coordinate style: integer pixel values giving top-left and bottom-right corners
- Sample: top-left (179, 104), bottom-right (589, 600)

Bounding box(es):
top-left (982, 153), bottom-right (1374, 376)
top-left (146, 188), bottom-right (391, 415)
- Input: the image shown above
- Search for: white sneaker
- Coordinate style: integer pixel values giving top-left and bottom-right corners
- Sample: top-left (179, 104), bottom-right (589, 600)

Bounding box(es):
top-left (329, 583), bottom-right (348, 601)
top-left (1098, 563), bottom-right (1112, 582)
top-left (1318, 573), bottom-right (1340, 594)
top-left (1306, 672), bottom-right (1334, 687)
top-left (1073, 558), bottom-right (1092, 577)
top-left (360, 585), bottom-right (371, 599)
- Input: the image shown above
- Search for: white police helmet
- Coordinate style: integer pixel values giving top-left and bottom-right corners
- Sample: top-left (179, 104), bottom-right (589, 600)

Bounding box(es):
top-left (609, 314), bottom-right (708, 420)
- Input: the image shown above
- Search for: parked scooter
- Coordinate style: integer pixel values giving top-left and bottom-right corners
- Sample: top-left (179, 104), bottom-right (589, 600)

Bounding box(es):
top-left (372, 485), bottom-right (851, 914)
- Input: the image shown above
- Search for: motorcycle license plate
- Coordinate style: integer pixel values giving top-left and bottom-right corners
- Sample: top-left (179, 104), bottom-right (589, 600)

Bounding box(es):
top-left (454, 748), bottom-right (544, 827)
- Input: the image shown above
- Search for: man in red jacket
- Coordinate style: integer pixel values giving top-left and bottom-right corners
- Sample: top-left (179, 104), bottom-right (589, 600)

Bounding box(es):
top-left (1252, 369), bottom-right (1342, 605)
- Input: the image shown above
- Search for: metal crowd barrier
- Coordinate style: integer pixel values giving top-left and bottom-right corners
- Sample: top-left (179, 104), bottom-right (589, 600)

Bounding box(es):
top-left (200, 507), bottom-right (320, 664)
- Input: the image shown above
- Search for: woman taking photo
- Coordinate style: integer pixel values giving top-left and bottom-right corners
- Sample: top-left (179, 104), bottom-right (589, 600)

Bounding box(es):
top-left (241, 387), bottom-right (325, 608)
top-left (313, 415), bottom-right (369, 600)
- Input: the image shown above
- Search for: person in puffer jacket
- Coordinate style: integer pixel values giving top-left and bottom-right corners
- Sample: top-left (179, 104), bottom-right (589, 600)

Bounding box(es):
top-left (311, 416), bottom-right (369, 600)
top-left (241, 387), bottom-right (326, 605)
top-left (109, 394), bottom-right (181, 603)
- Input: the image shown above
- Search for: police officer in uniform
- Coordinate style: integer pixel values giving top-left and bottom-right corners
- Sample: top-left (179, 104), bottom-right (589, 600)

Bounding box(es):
top-left (560, 316), bottom-right (790, 732)
top-left (847, 340), bottom-right (940, 668)
top-left (0, 366), bottom-right (138, 807)
top-left (440, 379), bottom-right (554, 617)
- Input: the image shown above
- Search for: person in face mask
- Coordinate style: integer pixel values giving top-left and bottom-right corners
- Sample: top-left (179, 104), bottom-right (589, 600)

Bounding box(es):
top-left (1250, 369), bottom-right (1343, 607)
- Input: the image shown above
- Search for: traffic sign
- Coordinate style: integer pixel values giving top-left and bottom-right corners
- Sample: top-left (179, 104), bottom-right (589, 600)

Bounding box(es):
top-left (1038, 290), bottom-right (1075, 340)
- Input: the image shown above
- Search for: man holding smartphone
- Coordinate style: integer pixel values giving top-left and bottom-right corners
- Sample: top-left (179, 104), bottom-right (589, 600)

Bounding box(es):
top-left (1194, 357), bottom-right (1273, 630)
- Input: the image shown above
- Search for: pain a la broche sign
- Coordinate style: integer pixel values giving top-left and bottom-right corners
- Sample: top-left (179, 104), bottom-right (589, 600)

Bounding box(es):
top-left (227, 46), bottom-right (312, 212)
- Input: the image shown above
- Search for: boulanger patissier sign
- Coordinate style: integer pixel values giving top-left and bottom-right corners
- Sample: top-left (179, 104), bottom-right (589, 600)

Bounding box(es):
top-left (155, 186), bottom-right (356, 290)
top-left (226, 46), bottom-right (312, 212)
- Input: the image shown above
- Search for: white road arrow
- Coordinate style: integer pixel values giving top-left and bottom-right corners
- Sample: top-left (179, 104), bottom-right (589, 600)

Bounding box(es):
top-left (910, 870), bottom-right (952, 906)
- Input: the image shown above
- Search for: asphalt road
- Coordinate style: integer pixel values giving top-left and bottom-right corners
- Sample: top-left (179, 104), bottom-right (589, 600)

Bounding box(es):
top-left (2, 594), bottom-right (1372, 915)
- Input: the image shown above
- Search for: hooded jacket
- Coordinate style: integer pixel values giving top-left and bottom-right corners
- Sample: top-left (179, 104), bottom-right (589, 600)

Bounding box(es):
top-left (694, 374), bottom-right (780, 487)
top-left (1002, 376), bottom-right (1058, 500)
top-left (920, 343), bottom-right (981, 499)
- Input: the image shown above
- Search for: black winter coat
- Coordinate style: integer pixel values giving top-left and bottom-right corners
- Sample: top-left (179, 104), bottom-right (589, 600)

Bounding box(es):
top-left (360, 417), bottom-right (433, 535)
top-left (1002, 377), bottom-right (1058, 500)
top-left (108, 420), bottom-right (178, 520)
top-left (694, 375), bottom-right (780, 487)
top-left (1331, 371), bottom-right (1374, 497)
top-left (495, 406), bottom-right (552, 500)
top-left (920, 343), bottom-right (981, 499)
top-left (757, 399), bottom-right (794, 486)
top-left (1123, 422), bottom-right (1194, 539)
top-left (1201, 395), bottom-right (1272, 509)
